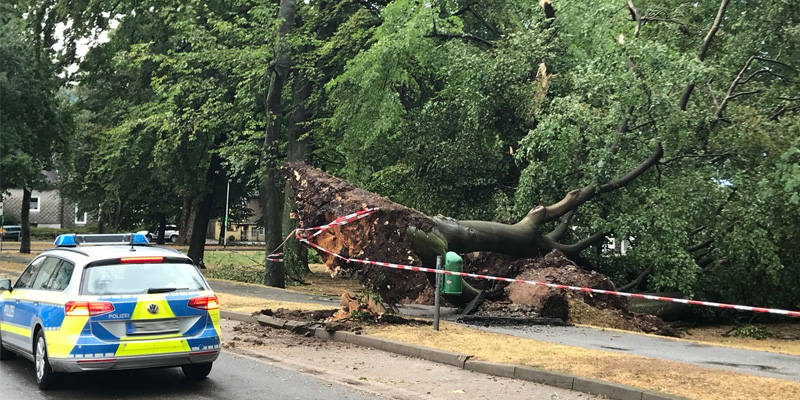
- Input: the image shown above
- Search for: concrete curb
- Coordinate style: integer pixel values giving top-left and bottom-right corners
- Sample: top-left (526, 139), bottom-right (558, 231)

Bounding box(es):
top-left (222, 310), bottom-right (685, 400)
top-left (220, 310), bottom-right (257, 324)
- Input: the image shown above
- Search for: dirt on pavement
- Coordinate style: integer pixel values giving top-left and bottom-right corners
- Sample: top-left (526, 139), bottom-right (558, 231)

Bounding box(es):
top-left (220, 319), bottom-right (596, 400)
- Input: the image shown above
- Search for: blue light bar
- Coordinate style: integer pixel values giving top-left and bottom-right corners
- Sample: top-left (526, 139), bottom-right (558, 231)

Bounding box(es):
top-left (130, 233), bottom-right (149, 244)
top-left (54, 234), bottom-right (78, 247)
top-left (53, 233), bottom-right (150, 246)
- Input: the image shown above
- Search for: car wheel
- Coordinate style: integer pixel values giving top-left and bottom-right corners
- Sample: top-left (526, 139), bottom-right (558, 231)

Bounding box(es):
top-left (34, 330), bottom-right (58, 390)
top-left (182, 362), bottom-right (213, 379)
top-left (0, 331), bottom-right (17, 360)
top-left (170, 235), bottom-right (178, 243)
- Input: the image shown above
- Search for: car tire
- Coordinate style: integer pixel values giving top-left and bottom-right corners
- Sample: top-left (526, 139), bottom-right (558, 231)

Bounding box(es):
top-left (170, 235), bottom-right (178, 243)
top-left (34, 330), bottom-right (58, 390)
top-left (182, 362), bottom-right (213, 379)
top-left (0, 331), bottom-right (17, 360)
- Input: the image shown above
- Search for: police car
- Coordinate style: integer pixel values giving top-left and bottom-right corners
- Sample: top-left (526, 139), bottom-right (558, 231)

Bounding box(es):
top-left (0, 234), bottom-right (221, 389)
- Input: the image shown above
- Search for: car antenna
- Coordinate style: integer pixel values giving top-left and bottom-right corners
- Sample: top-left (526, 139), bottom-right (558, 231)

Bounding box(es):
top-left (130, 235), bottom-right (137, 252)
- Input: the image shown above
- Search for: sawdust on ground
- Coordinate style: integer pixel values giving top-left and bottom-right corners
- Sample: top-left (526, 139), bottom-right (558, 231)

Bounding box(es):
top-left (217, 293), bottom-right (333, 314)
top-left (364, 322), bottom-right (800, 400)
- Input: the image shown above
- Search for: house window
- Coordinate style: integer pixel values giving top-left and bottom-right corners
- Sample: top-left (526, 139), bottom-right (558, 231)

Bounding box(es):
top-left (259, 227), bottom-right (265, 235)
top-left (251, 227), bottom-right (260, 238)
top-left (30, 197), bottom-right (40, 212)
top-left (75, 206), bottom-right (88, 224)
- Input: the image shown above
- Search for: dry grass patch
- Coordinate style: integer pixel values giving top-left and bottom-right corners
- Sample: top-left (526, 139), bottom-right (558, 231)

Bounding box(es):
top-left (286, 263), bottom-right (364, 298)
top-left (217, 292), bottom-right (332, 314)
top-left (0, 261), bottom-right (26, 272)
top-left (569, 322), bottom-right (800, 358)
top-left (364, 322), bottom-right (800, 400)
top-left (682, 324), bottom-right (800, 356)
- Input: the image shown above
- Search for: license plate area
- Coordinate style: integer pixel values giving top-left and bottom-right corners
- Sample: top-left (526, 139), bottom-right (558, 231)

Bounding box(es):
top-left (126, 320), bottom-right (180, 335)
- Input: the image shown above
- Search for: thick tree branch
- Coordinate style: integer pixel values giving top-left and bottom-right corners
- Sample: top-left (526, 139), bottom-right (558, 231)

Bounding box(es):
top-left (545, 210), bottom-right (575, 240)
top-left (425, 32), bottom-right (496, 48)
top-left (468, 8), bottom-right (502, 36)
top-left (540, 0), bottom-right (555, 20)
top-left (679, 0), bottom-right (730, 110)
top-left (552, 230), bottom-right (609, 256)
top-left (690, 226), bottom-right (706, 236)
top-left (626, 0), bottom-right (643, 38)
top-left (686, 237), bottom-right (714, 253)
top-left (697, 0), bottom-right (730, 62)
top-left (598, 142), bottom-right (664, 194)
top-left (617, 265), bottom-right (654, 292)
top-left (753, 57), bottom-right (796, 71)
top-left (538, 143), bottom-right (664, 222)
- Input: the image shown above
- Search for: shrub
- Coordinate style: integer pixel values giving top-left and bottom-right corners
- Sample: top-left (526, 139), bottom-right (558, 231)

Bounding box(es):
top-left (207, 264), bottom-right (264, 284)
top-left (30, 225), bottom-right (98, 241)
top-left (733, 325), bottom-right (771, 340)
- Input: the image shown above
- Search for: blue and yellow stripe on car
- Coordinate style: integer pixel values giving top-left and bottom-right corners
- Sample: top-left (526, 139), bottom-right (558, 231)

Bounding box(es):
top-left (3, 290), bottom-right (220, 360)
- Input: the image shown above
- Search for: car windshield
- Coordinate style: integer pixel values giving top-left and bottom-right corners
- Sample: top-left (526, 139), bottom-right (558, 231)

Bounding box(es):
top-left (82, 263), bottom-right (207, 295)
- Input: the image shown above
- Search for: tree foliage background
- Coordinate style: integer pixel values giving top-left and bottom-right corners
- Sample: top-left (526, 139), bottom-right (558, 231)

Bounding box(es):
top-left (3, 0), bottom-right (799, 312)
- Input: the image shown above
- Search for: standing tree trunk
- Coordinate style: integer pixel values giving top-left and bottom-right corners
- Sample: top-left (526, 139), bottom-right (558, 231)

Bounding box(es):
top-left (176, 196), bottom-right (193, 245)
top-left (96, 203), bottom-right (105, 234)
top-left (218, 220), bottom-right (226, 245)
top-left (260, 0), bottom-right (297, 288)
top-left (157, 213), bottom-right (166, 245)
top-left (19, 188), bottom-right (31, 254)
top-left (187, 154), bottom-right (222, 268)
top-left (282, 68), bottom-right (313, 276)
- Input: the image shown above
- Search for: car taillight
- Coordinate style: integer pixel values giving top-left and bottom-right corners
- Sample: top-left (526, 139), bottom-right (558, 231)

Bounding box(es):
top-left (119, 256), bottom-right (164, 263)
top-left (65, 301), bottom-right (115, 316)
top-left (188, 295), bottom-right (219, 310)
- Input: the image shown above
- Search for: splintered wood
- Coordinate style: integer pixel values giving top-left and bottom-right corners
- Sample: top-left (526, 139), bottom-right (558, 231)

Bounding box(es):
top-left (329, 292), bottom-right (388, 322)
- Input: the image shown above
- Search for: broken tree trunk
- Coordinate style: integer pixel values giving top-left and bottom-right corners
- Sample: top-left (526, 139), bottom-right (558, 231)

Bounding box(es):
top-left (284, 144), bottom-right (662, 307)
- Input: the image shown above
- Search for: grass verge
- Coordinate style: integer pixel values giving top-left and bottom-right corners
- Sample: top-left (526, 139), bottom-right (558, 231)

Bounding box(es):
top-left (364, 322), bottom-right (800, 400)
top-left (217, 292), bottom-right (332, 314)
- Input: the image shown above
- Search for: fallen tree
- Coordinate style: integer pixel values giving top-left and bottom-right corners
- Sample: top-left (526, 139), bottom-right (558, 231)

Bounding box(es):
top-left (284, 143), bottom-right (663, 307)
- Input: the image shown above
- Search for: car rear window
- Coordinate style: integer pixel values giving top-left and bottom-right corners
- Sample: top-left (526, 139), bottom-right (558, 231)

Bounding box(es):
top-left (82, 263), bottom-right (207, 295)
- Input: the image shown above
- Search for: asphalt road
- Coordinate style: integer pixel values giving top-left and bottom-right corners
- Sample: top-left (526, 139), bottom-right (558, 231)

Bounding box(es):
top-left (0, 351), bottom-right (385, 400)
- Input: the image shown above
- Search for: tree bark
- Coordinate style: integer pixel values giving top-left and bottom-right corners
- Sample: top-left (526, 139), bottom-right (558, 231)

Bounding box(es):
top-left (20, 188), bottom-right (31, 254)
top-left (260, 0), bottom-right (297, 288)
top-left (156, 212), bottom-right (166, 245)
top-left (218, 219), bottom-right (226, 245)
top-left (176, 195), bottom-right (193, 245)
top-left (187, 154), bottom-right (222, 268)
top-left (96, 204), bottom-right (105, 234)
top-left (679, 0), bottom-right (730, 110)
top-left (282, 68), bottom-right (313, 276)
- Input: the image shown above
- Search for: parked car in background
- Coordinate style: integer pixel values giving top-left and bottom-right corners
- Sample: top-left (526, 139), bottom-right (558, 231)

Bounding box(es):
top-left (136, 225), bottom-right (179, 243)
top-left (0, 225), bottom-right (22, 241)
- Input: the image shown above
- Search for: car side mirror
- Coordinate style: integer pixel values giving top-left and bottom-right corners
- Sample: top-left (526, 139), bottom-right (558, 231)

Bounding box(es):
top-left (0, 279), bottom-right (11, 292)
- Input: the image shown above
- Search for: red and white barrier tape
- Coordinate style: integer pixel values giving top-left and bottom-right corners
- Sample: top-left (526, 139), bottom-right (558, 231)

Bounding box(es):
top-left (296, 208), bottom-right (800, 318)
top-left (298, 208), bottom-right (380, 238)
top-left (267, 252), bottom-right (283, 262)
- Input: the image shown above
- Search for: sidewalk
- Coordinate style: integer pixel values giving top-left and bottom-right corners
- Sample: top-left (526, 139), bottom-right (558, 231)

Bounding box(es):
top-left (221, 319), bottom-right (597, 400)
top-left (208, 278), bottom-right (800, 383)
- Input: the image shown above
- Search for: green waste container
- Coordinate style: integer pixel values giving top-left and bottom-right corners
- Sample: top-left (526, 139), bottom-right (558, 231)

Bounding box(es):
top-left (441, 251), bottom-right (463, 295)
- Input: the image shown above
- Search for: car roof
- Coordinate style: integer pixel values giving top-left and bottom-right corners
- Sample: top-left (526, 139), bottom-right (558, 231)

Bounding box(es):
top-left (42, 245), bottom-right (189, 265)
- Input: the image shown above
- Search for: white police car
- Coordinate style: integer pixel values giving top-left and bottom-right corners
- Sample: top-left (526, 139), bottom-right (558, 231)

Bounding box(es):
top-left (0, 234), bottom-right (221, 389)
